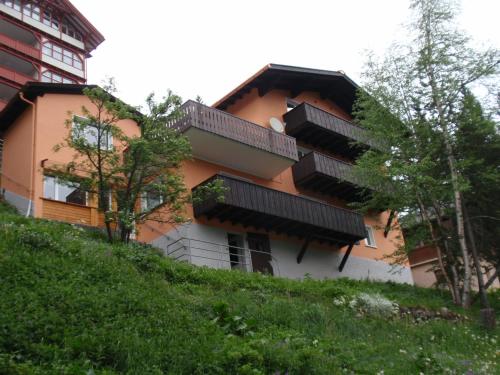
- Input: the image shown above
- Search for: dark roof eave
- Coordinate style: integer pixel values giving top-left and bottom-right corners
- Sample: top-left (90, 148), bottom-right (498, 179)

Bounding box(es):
top-left (0, 82), bottom-right (140, 133)
top-left (213, 64), bottom-right (360, 114)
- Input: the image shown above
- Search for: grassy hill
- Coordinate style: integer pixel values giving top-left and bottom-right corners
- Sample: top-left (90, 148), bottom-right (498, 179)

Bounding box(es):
top-left (0, 200), bottom-right (498, 374)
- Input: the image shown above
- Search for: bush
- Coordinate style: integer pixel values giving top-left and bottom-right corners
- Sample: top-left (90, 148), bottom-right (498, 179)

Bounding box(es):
top-left (349, 292), bottom-right (400, 318)
top-left (16, 226), bottom-right (59, 252)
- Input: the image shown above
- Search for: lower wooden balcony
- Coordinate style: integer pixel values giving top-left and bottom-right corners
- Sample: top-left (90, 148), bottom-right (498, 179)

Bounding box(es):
top-left (292, 151), bottom-right (372, 201)
top-left (192, 173), bottom-right (366, 245)
top-left (41, 198), bottom-right (106, 227)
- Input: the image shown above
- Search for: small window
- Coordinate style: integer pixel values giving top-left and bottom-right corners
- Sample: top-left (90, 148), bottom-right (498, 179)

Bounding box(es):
top-left (365, 225), bottom-right (377, 248)
top-left (227, 233), bottom-right (246, 270)
top-left (43, 176), bottom-right (87, 206)
top-left (297, 146), bottom-right (312, 159)
top-left (141, 190), bottom-right (163, 212)
top-left (286, 98), bottom-right (299, 112)
top-left (73, 115), bottom-right (113, 150)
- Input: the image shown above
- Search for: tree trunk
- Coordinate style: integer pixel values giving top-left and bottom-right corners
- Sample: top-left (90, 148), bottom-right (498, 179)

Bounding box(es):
top-left (464, 206), bottom-right (490, 308)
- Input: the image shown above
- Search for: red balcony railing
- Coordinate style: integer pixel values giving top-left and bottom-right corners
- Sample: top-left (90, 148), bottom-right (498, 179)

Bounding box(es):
top-left (0, 33), bottom-right (40, 59)
top-left (0, 65), bottom-right (36, 86)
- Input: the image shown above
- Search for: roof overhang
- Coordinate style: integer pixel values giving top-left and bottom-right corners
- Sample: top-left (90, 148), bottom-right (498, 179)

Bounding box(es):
top-left (0, 82), bottom-right (139, 133)
top-left (214, 64), bottom-right (359, 114)
top-left (51, 0), bottom-right (105, 52)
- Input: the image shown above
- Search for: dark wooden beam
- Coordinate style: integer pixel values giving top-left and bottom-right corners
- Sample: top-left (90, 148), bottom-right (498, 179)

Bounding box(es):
top-left (384, 210), bottom-right (395, 238)
top-left (338, 243), bottom-right (354, 272)
top-left (296, 235), bottom-right (312, 263)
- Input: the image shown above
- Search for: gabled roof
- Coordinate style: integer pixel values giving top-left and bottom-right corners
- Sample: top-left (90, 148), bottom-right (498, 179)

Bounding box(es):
top-left (0, 82), bottom-right (95, 132)
top-left (213, 64), bottom-right (360, 114)
top-left (51, 0), bottom-right (105, 52)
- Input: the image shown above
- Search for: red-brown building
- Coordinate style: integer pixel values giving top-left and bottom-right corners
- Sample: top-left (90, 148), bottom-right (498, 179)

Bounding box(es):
top-left (0, 0), bottom-right (103, 111)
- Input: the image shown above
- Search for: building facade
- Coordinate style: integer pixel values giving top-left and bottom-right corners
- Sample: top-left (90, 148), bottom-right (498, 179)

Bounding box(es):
top-left (0, 0), bottom-right (103, 111)
top-left (0, 65), bottom-right (414, 284)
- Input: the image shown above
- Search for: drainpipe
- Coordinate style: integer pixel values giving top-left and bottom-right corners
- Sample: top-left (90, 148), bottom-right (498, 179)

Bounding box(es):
top-left (19, 92), bottom-right (36, 217)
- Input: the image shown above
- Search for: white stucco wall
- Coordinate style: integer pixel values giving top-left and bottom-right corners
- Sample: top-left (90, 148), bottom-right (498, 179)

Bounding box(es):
top-left (151, 222), bottom-right (414, 284)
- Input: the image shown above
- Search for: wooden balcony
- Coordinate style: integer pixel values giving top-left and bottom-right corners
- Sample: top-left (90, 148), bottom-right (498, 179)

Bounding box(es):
top-left (284, 102), bottom-right (374, 159)
top-left (0, 65), bottom-right (35, 86)
top-left (193, 173), bottom-right (366, 245)
top-left (171, 100), bottom-right (298, 179)
top-left (292, 151), bottom-right (372, 201)
top-left (0, 33), bottom-right (40, 59)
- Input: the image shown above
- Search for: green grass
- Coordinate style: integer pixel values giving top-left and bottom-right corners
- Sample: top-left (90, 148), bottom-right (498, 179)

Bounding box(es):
top-left (0, 199), bottom-right (498, 374)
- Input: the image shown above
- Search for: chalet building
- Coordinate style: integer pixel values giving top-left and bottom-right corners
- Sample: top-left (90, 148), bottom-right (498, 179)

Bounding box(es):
top-left (0, 0), bottom-right (103, 111)
top-left (0, 64), bottom-right (414, 284)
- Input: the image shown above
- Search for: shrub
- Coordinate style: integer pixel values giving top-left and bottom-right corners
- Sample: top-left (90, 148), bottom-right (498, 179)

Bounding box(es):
top-left (350, 292), bottom-right (400, 318)
top-left (16, 227), bottom-right (59, 252)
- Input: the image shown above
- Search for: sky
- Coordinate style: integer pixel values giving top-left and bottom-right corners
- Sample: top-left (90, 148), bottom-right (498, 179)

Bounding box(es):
top-left (71, 0), bottom-right (500, 109)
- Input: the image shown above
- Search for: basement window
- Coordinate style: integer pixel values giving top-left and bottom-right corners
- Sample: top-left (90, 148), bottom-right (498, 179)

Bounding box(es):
top-left (364, 225), bottom-right (377, 248)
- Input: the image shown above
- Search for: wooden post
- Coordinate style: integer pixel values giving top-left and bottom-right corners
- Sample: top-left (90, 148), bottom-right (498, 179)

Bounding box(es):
top-left (296, 235), bottom-right (312, 264)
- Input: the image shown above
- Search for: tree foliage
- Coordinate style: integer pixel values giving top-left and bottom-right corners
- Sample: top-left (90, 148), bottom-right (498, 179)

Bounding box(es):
top-left (53, 81), bottom-right (225, 243)
top-left (353, 0), bottom-right (499, 309)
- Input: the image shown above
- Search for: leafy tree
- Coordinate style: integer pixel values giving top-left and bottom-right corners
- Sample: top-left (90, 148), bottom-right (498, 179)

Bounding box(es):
top-left (54, 82), bottom-right (225, 243)
top-left (353, 0), bottom-right (499, 309)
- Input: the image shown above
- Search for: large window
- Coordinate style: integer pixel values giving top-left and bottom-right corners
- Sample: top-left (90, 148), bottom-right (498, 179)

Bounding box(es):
top-left (43, 42), bottom-right (83, 70)
top-left (365, 225), bottom-right (377, 248)
top-left (41, 70), bottom-right (75, 84)
top-left (43, 176), bottom-right (87, 206)
top-left (72, 115), bottom-right (113, 150)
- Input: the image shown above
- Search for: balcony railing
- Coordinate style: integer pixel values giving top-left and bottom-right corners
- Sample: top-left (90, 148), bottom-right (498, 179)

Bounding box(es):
top-left (284, 102), bottom-right (375, 158)
top-left (193, 173), bottom-right (366, 245)
top-left (293, 151), bottom-right (372, 201)
top-left (0, 33), bottom-right (40, 59)
top-left (171, 100), bottom-right (298, 162)
top-left (0, 65), bottom-right (36, 86)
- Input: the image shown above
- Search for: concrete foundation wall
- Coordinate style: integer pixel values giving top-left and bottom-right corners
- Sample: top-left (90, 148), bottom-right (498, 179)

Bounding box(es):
top-left (152, 223), bottom-right (413, 284)
top-left (2, 189), bottom-right (32, 216)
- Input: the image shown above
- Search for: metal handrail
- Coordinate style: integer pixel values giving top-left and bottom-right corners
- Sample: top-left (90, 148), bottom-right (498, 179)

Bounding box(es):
top-left (167, 236), bottom-right (281, 276)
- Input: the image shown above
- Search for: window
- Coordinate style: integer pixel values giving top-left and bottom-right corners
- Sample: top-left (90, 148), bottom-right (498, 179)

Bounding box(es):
top-left (43, 176), bottom-right (87, 206)
top-left (141, 190), bottom-right (163, 212)
top-left (286, 98), bottom-right (299, 112)
top-left (41, 70), bottom-right (75, 84)
top-left (43, 42), bottom-right (83, 70)
top-left (2, 0), bottom-right (21, 11)
top-left (227, 233), bottom-right (246, 270)
top-left (365, 225), bottom-right (377, 248)
top-left (42, 8), bottom-right (59, 30)
top-left (62, 21), bottom-right (83, 41)
top-left (22, 2), bottom-right (40, 21)
top-left (73, 115), bottom-right (113, 150)
top-left (297, 146), bottom-right (312, 159)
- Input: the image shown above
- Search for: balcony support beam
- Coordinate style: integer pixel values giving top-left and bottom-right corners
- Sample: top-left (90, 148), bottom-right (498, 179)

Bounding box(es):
top-left (296, 235), bottom-right (312, 264)
top-left (338, 243), bottom-right (354, 272)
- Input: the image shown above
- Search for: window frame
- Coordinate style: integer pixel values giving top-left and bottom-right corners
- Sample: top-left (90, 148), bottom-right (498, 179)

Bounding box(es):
top-left (364, 225), bottom-right (377, 248)
top-left (141, 189), bottom-right (164, 212)
top-left (42, 41), bottom-right (83, 71)
top-left (43, 175), bottom-right (88, 206)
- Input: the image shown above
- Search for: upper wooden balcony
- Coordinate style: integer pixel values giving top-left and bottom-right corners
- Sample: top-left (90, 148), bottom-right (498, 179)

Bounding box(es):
top-left (292, 151), bottom-right (372, 202)
top-left (283, 102), bottom-right (375, 159)
top-left (193, 173), bottom-right (366, 246)
top-left (171, 100), bottom-right (298, 179)
top-left (0, 33), bottom-right (40, 59)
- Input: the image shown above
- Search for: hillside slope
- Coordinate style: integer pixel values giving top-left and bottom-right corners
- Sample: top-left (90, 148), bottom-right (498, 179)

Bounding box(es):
top-left (0, 201), bottom-right (498, 374)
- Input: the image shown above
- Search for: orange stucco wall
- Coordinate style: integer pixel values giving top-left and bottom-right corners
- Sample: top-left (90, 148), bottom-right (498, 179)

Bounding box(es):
top-left (1, 93), bottom-right (140, 220)
top-left (1, 106), bottom-right (33, 199)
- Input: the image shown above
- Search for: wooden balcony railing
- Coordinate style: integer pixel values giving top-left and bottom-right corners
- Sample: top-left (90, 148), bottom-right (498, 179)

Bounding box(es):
top-left (193, 173), bottom-right (366, 245)
top-left (170, 100), bottom-right (298, 161)
top-left (0, 33), bottom-right (40, 59)
top-left (292, 151), bottom-right (372, 201)
top-left (284, 102), bottom-right (376, 158)
top-left (0, 65), bottom-right (36, 86)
